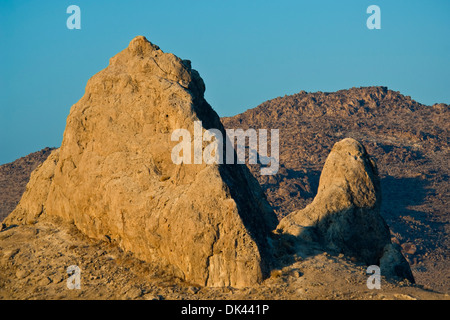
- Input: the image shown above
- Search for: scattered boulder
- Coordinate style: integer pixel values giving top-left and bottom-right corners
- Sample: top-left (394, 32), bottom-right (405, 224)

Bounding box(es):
top-left (277, 138), bottom-right (414, 282)
top-left (380, 243), bottom-right (415, 281)
top-left (401, 242), bottom-right (417, 255)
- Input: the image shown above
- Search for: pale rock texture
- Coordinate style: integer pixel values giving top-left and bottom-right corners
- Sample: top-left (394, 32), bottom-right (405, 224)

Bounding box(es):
top-left (5, 36), bottom-right (277, 288)
top-left (6, 149), bottom-right (60, 224)
top-left (277, 138), bottom-right (414, 282)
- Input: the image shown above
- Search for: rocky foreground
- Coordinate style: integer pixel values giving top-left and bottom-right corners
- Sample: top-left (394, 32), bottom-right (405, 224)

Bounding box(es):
top-left (0, 217), bottom-right (446, 300)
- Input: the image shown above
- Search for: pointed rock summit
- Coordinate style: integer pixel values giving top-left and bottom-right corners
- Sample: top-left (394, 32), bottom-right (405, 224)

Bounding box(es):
top-left (277, 138), bottom-right (414, 282)
top-left (6, 36), bottom-right (278, 287)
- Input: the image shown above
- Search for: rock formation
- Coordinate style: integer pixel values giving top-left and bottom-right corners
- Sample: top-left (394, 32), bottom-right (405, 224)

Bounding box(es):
top-left (5, 36), bottom-right (278, 288)
top-left (0, 147), bottom-right (54, 222)
top-left (277, 138), bottom-right (414, 282)
top-left (3, 36), bottom-right (419, 288)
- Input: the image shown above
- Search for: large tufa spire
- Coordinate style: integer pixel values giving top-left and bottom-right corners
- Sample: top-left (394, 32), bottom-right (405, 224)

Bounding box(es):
top-left (5, 36), bottom-right (277, 288)
top-left (277, 138), bottom-right (414, 282)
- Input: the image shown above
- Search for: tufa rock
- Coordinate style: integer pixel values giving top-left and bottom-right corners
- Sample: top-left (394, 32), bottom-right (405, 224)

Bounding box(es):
top-left (6, 149), bottom-right (60, 225)
top-left (5, 36), bottom-right (278, 288)
top-left (277, 138), bottom-right (414, 282)
top-left (380, 243), bottom-right (415, 282)
top-left (0, 147), bottom-right (55, 222)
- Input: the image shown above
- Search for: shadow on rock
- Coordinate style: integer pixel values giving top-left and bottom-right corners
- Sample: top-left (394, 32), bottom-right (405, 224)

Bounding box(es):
top-left (271, 138), bottom-right (415, 283)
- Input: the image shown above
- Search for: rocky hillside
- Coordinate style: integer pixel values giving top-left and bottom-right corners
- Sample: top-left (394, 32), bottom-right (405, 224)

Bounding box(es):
top-left (0, 148), bottom-right (54, 222)
top-left (222, 86), bottom-right (449, 292)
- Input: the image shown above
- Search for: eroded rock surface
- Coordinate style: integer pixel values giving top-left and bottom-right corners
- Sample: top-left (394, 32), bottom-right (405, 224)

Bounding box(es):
top-left (0, 148), bottom-right (54, 222)
top-left (5, 36), bottom-right (277, 288)
top-left (277, 138), bottom-right (414, 282)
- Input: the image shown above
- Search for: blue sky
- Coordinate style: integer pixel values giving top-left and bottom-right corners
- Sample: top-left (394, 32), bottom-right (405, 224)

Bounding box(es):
top-left (0, 0), bottom-right (449, 164)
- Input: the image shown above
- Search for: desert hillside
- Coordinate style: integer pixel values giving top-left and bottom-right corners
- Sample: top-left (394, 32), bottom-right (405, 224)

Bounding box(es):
top-left (222, 86), bottom-right (449, 292)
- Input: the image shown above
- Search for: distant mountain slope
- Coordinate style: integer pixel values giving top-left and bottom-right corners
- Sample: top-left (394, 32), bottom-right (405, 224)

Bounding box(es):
top-left (222, 86), bottom-right (449, 292)
top-left (0, 148), bottom-right (54, 222)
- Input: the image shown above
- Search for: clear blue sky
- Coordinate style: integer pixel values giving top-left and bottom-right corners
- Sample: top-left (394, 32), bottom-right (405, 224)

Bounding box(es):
top-left (0, 0), bottom-right (449, 164)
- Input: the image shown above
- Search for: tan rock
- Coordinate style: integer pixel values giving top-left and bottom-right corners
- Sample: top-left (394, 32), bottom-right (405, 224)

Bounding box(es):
top-left (5, 149), bottom-right (60, 225)
top-left (5, 36), bottom-right (277, 288)
top-left (277, 138), bottom-right (414, 282)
